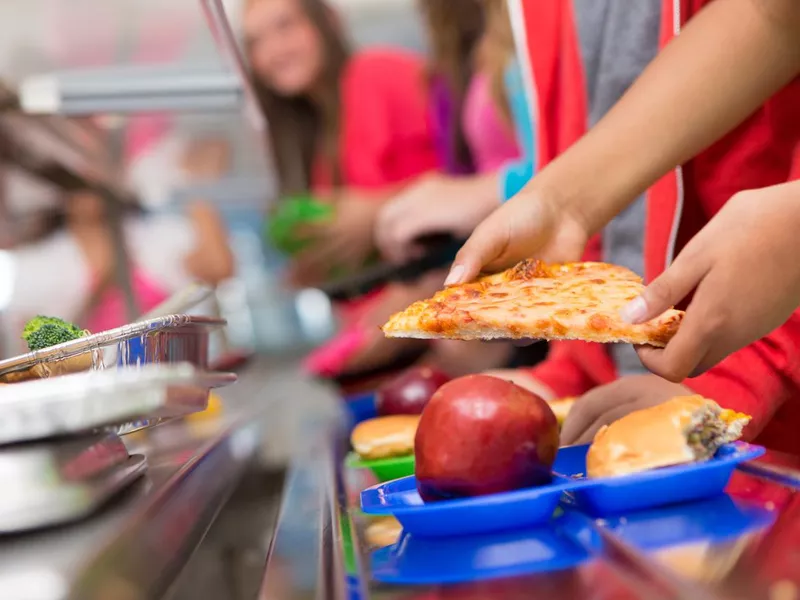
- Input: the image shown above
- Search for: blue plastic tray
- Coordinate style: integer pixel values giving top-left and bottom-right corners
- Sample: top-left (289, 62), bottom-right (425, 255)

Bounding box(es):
top-left (371, 524), bottom-right (590, 585)
top-left (361, 474), bottom-right (584, 538)
top-left (593, 494), bottom-right (775, 551)
top-left (343, 392), bottom-right (377, 427)
top-left (554, 442), bottom-right (765, 517)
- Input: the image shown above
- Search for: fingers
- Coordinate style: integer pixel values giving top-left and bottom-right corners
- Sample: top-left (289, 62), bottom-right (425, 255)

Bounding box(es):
top-left (635, 283), bottom-right (718, 381)
top-left (560, 386), bottom-right (628, 446)
top-left (375, 202), bottom-right (412, 264)
top-left (572, 404), bottom-right (638, 446)
top-left (376, 201), bottom-right (448, 265)
top-left (445, 212), bottom-right (511, 285)
top-left (620, 242), bottom-right (710, 324)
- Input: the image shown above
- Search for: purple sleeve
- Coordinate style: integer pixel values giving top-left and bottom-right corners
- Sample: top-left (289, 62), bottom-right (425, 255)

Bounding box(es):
top-left (428, 75), bottom-right (475, 176)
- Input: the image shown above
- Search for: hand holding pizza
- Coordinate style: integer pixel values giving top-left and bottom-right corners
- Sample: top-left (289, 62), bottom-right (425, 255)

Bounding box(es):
top-left (623, 181), bottom-right (800, 382)
top-left (445, 187), bottom-right (590, 285)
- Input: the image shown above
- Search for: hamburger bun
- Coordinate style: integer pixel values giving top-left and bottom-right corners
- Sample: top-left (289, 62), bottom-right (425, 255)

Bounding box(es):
top-left (587, 395), bottom-right (750, 478)
top-left (364, 516), bottom-right (403, 548)
top-left (351, 415), bottom-right (419, 460)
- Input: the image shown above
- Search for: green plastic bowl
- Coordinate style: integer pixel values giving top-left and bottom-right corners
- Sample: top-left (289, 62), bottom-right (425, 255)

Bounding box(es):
top-left (266, 194), bottom-right (334, 255)
top-left (345, 451), bottom-right (415, 483)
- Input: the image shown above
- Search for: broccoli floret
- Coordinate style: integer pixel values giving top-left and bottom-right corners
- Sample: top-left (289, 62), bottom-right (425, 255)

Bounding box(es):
top-left (22, 316), bottom-right (85, 351)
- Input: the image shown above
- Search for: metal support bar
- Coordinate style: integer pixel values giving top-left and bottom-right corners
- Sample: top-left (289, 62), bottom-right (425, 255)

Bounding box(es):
top-left (19, 67), bottom-right (242, 116)
top-left (199, 0), bottom-right (266, 133)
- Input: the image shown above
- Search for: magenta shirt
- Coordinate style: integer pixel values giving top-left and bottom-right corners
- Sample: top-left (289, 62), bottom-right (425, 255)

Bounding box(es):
top-left (461, 72), bottom-right (521, 173)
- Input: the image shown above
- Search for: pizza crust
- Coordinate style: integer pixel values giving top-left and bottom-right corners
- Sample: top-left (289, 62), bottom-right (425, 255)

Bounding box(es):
top-left (382, 260), bottom-right (683, 347)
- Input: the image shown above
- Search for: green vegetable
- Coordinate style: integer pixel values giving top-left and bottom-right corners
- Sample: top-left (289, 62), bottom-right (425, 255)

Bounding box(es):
top-left (22, 316), bottom-right (85, 351)
top-left (266, 194), bottom-right (334, 255)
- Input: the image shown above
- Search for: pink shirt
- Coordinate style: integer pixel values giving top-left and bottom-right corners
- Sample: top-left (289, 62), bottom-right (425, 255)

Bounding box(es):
top-left (312, 48), bottom-right (440, 192)
top-left (83, 269), bottom-right (169, 334)
top-left (461, 72), bottom-right (520, 173)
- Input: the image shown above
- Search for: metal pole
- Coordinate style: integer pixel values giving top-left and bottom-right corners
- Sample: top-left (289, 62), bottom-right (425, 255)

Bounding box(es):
top-left (199, 0), bottom-right (266, 133)
top-left (102, 118), bottom-right (138, 323)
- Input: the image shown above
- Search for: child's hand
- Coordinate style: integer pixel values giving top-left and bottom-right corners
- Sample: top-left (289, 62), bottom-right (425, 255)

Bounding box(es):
top-left (289, 197), bottom-right (379, 286)
top-left (375, 173), bottom-right (500, 265)
top-left (560, 375), bottom-right (691, 446)
top-left (623, 181), bottom-right (800, 382)
top-left (445, 185), bottom-right (590, 285)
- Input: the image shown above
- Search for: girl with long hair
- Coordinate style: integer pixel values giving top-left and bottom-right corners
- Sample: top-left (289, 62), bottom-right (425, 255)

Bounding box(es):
top-left (245, 0), bottom-right (442, 376)
top-left (244, 0), bottom-right (440, 283)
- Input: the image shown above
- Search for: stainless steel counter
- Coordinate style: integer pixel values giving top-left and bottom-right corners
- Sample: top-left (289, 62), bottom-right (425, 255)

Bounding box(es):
top-left (263, 402), bottom-right (800, 600)
top-left (0, 357), bottom-right (343, 600)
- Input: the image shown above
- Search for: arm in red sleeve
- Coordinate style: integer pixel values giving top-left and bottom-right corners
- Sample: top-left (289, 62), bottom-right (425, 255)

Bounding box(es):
top-left (527, 341), bottom-right (612, 398)
top-left (684, 311), bottom-right (800, 440)
top-left (338, 50), bottom-right (439, 189)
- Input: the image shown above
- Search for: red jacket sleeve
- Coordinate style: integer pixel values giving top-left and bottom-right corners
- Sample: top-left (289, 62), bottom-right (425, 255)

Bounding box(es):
top-left (684, 310), bottom-right (800, 441)
top-left (338, 49), bottom-right (440, 189)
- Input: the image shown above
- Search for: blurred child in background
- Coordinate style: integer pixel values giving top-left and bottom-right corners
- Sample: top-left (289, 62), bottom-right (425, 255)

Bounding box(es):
top-left (375, 0), bottom-right (535, 266)
top-left (245, 0), bottom-right (439, 281)
top-left (4, 176), bottom-right (233, 346)
top-left (245, 0), bottom-right (441, 375)
top-left (369, 0), bottom-right (544, 375)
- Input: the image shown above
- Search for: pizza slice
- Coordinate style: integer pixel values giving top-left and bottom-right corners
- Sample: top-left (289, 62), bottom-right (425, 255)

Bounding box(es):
top-left (382, 260), bottom-right (683, 346)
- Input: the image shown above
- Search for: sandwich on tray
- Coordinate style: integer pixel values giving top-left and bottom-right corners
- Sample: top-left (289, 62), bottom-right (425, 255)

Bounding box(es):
top-left (586, 395), bottom-right (750, 478)
top-left (350, 415), bottom-right (420, 461)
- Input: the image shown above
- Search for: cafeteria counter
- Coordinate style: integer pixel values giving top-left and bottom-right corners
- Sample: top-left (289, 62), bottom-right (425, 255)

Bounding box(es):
top-left (0, 357), bottom-right (343, 600)
top-left (263, 389), bottom-right (800, 600)
top-left (7, 352), bottom-right (799, 600)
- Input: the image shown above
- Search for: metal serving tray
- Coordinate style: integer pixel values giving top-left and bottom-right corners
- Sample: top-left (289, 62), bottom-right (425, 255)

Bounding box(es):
top-left (0, 433), bottom-right (146, 534)
top-left (0, 363), bottom-right (236, 446)
top-left (0, 314), bottom-right (226, 383)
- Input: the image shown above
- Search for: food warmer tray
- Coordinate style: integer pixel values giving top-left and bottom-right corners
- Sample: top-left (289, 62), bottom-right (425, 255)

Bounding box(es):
top-left (0, 433), bottom-right (145, 534)
top-left (0, 363), bottom-right (236, 445)
top-left (0, 314), bottom-right (225, 381)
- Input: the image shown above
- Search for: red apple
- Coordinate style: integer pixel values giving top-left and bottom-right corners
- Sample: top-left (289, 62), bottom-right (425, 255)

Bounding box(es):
top-left (415, 374), bottom-right (559, 501)
top-left (375, 366), bottom-right (451, 416)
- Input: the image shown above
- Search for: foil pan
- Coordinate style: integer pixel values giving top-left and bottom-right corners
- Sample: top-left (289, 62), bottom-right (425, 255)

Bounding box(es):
top-left (0, 314), bottom-right (225, 383)
top-left (0, 363), bottom-right (236, 445)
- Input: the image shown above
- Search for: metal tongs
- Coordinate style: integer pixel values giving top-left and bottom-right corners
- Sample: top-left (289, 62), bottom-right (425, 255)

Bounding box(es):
top-left (320, 234), bottom-right (465, 301)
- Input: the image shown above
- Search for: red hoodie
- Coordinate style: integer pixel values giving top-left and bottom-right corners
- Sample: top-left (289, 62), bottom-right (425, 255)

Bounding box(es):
top-left (510, 0), bottom-right (800, 455)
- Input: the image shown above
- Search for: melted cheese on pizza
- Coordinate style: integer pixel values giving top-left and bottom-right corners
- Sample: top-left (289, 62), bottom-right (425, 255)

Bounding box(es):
top-left (382, 260), bottom-right (683, 346)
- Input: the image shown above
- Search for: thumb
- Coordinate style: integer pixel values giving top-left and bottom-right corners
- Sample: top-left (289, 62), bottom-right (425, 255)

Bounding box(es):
top-left (620, 247), bottom-right (709, 324)
top-left (445, 213), bottom-right (511, 285)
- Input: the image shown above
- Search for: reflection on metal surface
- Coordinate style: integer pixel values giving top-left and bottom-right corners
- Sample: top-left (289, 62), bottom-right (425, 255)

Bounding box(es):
top-left (0, 364), bottom-right (235, 444)
top-left (0, 433), bottom-right (145, 534)
top-left (70, 421), bottom-right (259, 600)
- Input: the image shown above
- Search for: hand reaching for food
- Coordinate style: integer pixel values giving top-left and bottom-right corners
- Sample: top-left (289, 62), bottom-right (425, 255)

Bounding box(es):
top-left (375, 173), bottom-right (500, 265)
top-left (560, 374), bottom-right (691, 446)
top-left (288, 196), bottom-right (379, 287)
